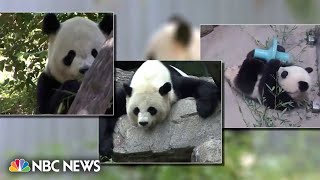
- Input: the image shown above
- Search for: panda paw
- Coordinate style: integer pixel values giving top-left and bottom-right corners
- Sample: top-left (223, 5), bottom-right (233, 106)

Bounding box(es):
top-left (267, 59), bottom-right (281, 72)
top-left (225, 66), bottom-right (240, 82)
top-left (61, 80), bottom-right (81, 93)
top-left (196, 99), bottom-right (218, 118)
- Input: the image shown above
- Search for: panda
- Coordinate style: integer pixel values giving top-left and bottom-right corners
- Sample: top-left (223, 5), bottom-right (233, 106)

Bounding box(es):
top-left (37, 13), bottom-right (113, 114)
top-left (225, 45), bottom-right (313, 111)
top-left (145, 15), bottom-right (200, 60)
top-left (99, 60), bottom-right (220, 161)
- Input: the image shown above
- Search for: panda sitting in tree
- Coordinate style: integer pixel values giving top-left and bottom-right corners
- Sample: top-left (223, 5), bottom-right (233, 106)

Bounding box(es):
top-left (37, 13), bottom-right (113, 114)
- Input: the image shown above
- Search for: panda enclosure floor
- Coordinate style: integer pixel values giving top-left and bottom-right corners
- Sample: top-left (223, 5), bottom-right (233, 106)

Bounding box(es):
top-left (201, 25), bottom-right (320, 128)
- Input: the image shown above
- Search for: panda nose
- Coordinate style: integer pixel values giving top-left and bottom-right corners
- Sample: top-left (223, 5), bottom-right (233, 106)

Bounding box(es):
top-left (79, 67), bottom-right (89, 74)
top-left (139, 121), bottom-right (148, 126)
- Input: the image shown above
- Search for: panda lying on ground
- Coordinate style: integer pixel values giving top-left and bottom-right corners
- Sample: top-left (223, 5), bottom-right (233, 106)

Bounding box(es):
top-left (225, 45), bottom-right (313, 111)
top-left (99, 60), bottom-right (221, 161)
top-left (145, 15), bottom-right (200, 60)
top-left (37, 13), bottom-right (113, 114)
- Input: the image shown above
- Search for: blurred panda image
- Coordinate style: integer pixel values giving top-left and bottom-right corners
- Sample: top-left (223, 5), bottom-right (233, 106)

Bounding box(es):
top-left (145, 15), bottom-right (200, 60)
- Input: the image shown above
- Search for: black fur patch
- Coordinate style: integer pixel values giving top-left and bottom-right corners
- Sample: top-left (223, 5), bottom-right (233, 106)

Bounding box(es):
top-left (37, 72), bottom-right (62, 113)
top-left (281, 71), bottom-right (288, 78)
top-left (63, 50), bottom-right (76, 66)
top-left (99, 116), bottom-right (118, 159)
top-left (123, 83), bottom-right (132, 97)
top-left (305, 67), bottom-right (313, 73)
top-left (298, 81), bottom-right (309, 92)
top-left (235, 59), bottom-right (265, 95)
top-left (146, 53), bottom-right (156, 60)
top-left (91, 49), bottom-right (98, 58)
top-left (133, 107), bottom-right (140, 116)
top-left (79, 67), bottom-right (89, 74)
top-left (169, 15), bottom-right (191, 47)
top-left (42, 13), bottom-right (60, 35)
top-left (169, 74), bottom-right (220, 118)
top-left (147, 106), bottom-right (157, 115)
top-left (277, 45), bottom-right (285, 52)
top-left (159, 82), bottom-right (172, 96)
top-left (99, 13), bottom-right (113, 36)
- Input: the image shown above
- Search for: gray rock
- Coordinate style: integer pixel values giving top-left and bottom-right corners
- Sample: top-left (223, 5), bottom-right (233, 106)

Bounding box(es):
top-left (112, 98), bottom-right (222, 162)
top-left (191, 139), bottom-right (222, 163)
top-left (201, 25), bottom-right (219, 37)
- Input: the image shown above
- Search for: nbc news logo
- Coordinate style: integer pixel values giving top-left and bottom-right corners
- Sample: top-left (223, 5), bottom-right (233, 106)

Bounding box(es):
top-left (9, 159), bottom-right (31, 172)
top-left (9, 159), bottom-right (100, 173)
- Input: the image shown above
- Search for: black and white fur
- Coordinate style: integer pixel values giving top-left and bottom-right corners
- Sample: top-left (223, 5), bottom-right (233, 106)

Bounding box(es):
top-left (99, 60), bottom-right (220, 160)
top-left (225, 46), bottom-right (313, 111)
top-left (37, 13), bottom-right (113, 114)
top-left (145, 15), bottom-right (200, 60)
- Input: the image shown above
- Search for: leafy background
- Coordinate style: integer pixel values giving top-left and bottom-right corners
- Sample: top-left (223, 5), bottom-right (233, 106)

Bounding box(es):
top-left (2, 130), bottom-right (320, 179)
top-left (0, 13), bottom-right (104, 114)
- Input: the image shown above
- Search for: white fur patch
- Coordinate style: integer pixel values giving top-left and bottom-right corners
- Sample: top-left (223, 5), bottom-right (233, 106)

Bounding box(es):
top-left (249, 75), bottom-right (262, 99)
top-left (224, 66), bottom-right (240, 88)
top-left (130, 60), bottom-right (177, 103)
top-left (277, 66), bottom-right (312, 100)
top-left (127, 60), bottom-right (183, 128)
top-left (225, 65), bottom-right (261, 99)
top-left (145, 22), bottom-right (200, 60)
top-left (45, 17), bottom-right (107, 83)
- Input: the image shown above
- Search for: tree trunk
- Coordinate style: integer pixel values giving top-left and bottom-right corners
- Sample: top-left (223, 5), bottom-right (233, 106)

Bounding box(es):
top-left (68, 39), bottom-right (114, 115)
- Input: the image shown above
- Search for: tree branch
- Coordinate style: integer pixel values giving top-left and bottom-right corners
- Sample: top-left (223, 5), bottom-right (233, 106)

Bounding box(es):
top-left (68, 39), bottom-right (114, 115)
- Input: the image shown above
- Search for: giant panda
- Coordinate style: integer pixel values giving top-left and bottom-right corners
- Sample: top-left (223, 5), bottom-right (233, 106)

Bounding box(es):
top-left (99, 60), bottom-right (220, 161)
top-left (37, 13), bottom-right (113, 114)
top-left (145, 15), bottom-right (200, 60)
top-left (225, 46), bottom-right (313, 111)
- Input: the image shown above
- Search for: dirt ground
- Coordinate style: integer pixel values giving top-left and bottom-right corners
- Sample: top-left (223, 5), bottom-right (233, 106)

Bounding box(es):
top-left (201, 25), bottom-right (320, 128)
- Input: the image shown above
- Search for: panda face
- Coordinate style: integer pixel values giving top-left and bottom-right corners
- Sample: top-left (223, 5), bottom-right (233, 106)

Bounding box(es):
top-left (277, 66), bottom-right (313, 100)
top-left (145, 16), bottom-right (200, 60)
top-left (124, 82), bottom-right (172, 128)
top-left (42, 14), bottom-right (113, 83)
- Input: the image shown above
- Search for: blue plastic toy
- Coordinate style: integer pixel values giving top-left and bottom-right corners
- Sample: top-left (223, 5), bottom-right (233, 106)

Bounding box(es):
top-left (253, 38), bottom-right (290, 63)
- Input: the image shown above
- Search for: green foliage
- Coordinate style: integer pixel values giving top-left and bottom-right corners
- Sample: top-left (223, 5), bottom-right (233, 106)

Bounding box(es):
top-left (286, 0), bottom-right (318, 23)
top-left (0, 13), bottom-right (104, 114)
top-left (0, 83), bottom-right (36, 114)
top-left (0, 13), bottom-right (46, 92)
top-left (2, 131), bottom-right (320, 179)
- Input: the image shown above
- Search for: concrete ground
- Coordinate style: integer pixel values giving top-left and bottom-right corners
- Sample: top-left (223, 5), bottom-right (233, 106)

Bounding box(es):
top-left (201, 25), bottom-right (320, 128)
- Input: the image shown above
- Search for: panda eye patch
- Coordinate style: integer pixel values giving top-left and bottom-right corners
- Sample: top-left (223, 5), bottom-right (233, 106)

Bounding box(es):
top-left (281, 71), bottom-right (288, 79)
top-left (147, 106), bottom-right (157, 116)
top-left (91, 49), bottom-right (98, 58)
top-left (133, 107), bottom-right (140, 116)
top-left (63, 50), bottom-right (76, 66)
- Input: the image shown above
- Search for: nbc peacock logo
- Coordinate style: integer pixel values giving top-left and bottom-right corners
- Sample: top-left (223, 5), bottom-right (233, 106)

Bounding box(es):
top-left (9, 159), bottom-right (31, 172)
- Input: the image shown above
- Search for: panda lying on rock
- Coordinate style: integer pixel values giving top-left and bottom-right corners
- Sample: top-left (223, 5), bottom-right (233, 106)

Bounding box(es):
top-left (99, 60), bottom-right (221, 161)
top-left (37, 13), bottom-right (113, 114)
top-left (225, 45), bottom-right (313, 111)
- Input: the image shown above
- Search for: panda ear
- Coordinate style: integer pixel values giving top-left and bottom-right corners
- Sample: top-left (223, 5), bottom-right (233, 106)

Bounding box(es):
top-left (305, 67), bottom-right (313, 73)
top-left (170, 15), bottom-right (191, 47)
top-left (159, 82), bottom-right (172, 96)
top-left (123, 83), bottom-right (132, 97)
top-left (99, 13), bottom-right (114, 36)
top-left (42, 13), bottom-right (60, 35)
top-left (246, 50), bottom-right (255, 59)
